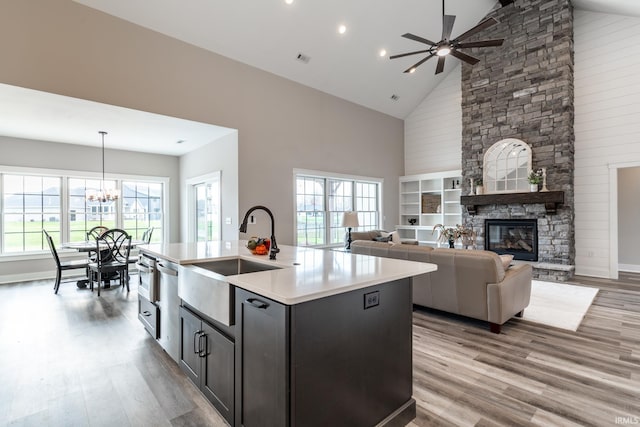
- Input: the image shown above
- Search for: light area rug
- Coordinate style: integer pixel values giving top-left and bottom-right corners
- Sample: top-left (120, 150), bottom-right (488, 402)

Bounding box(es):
top-left (520, 280), bottom-right (599, 331)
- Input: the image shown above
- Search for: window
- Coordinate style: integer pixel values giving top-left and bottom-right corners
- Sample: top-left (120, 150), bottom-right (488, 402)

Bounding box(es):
top-left (295, 170), bottom-right (382, 247)
top-left (0, 169), bottom-right (166, 255)
top-left (69, 178), bottom-right (116, 241)
top-left (186, 172), bottom-right (221, 243)
top-left (2, 174), bottom-right (61, 252)
top-left (123, 181), bottom-right (163, 242)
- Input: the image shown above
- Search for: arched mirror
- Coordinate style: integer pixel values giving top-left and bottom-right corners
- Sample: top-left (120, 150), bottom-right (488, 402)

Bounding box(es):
top-left (483, 139), bottom-right (532, 193)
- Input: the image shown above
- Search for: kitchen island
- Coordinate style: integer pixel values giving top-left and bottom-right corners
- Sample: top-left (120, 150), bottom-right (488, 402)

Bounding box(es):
top-left (138, 241), bottom-right (436, 427)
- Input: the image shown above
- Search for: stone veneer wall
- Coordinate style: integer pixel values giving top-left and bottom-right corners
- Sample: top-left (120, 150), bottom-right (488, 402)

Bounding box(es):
top-left (461, 0), bottom-right (575, 281)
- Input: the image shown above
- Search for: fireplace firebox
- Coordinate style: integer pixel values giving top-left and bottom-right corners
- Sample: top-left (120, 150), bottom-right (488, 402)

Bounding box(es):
top-left (485, 219), bottom-right (538, 261)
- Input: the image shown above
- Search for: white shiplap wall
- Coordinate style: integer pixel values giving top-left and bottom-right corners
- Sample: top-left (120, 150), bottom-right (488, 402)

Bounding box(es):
top-left (404, 66), bottom-right (462, 175)
top-left (574, 9), bottom-right (640, 278)
top-left (404, 10), bottom-right (640, 278)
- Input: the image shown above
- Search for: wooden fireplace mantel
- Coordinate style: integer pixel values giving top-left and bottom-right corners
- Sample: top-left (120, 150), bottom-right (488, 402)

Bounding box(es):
top-left (460, 191), bottom-right (564, 215)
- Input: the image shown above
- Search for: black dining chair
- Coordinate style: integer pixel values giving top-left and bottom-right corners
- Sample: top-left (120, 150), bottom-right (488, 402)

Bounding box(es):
top-left (86, 225), bottom-right (109, 241)
top-left (43, 230), bottom-right (90, 294)
top-left (88, 228), bottom-right (131, 296)
top-left (128, 227), bottom-right (154, 266)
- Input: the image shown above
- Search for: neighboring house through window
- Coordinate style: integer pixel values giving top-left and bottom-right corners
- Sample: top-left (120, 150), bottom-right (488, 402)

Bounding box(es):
top-left (0, 168), bottom-right (166, 254)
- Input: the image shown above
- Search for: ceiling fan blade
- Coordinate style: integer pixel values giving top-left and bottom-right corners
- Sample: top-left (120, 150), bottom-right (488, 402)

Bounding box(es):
top-left (403, 53), bottom-right (436, 73)
top-left (457, 39), bottom-right (504, 48)
top-left (435, 56), bottom-right (446, 74)
top-left (401, 33), bottom-right (437, 46)
top-left (442, 14), bottom-right (456, 40)
top-left (389, 49), bottom-right (432, 60)
top-left (454, 17), bottom-right (499, 42)
top-left (450, 49), bottom-right (480, 65)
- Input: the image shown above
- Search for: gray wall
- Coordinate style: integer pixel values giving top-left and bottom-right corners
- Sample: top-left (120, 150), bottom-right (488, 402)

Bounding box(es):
top-left (0, 135), bottom-right (180, 283)
top-left (618, 167), bottom-right (640, 269)
top-left (180, 131), bottom-right (239, 242)
top-left (0, 0), bottom-right (404, 249)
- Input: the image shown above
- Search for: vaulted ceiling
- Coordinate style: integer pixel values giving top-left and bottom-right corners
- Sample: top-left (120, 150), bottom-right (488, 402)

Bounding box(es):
top-left (73, 0), bottom-right (640, 119)
top-left (2, 1), bottom-right (639, 155)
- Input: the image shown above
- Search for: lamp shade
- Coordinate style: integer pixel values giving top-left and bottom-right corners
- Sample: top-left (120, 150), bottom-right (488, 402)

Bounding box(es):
top-left (341, 211), bottom-right (359, 228)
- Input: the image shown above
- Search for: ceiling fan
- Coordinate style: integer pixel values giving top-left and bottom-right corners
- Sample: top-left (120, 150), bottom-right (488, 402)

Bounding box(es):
top-left (390, 0), bottom-right (504, 75)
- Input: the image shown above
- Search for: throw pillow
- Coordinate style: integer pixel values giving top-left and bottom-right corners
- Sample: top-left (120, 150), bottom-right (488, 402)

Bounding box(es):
top-left (374, 236), bottom-right (391, 242)
top-left (499, 254), bottom-right (514, 271)
top-left (389, 231), bottom-right (402, 244)
top-left (379, 231), bottom-right (391, 238)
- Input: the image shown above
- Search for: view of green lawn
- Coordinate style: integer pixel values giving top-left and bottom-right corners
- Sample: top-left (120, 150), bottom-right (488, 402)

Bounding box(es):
top-left (3, 219), bottom-right (162, 252)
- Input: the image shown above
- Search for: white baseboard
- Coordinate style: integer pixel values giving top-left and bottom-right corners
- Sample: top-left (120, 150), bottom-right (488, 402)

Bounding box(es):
top-left (619, 264), bottom-right (640, 273)
top-left (0, 271), bottom-right (84, 285)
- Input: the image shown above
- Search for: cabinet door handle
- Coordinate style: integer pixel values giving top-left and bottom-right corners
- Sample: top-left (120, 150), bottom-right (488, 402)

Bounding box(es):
top-left (198, 333), bottom-right (207, 358)
top-left (246, 298), bottom-right (269, 309)
top-left (141, 310), bottom-right (152, 317)
top-left (193, 329), bottom-right (203, 354)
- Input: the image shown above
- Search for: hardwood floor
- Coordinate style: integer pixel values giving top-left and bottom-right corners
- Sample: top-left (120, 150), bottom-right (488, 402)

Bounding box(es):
top-left (409, 273), bottom-right (640, 427)
top-left (0, 274), bottom-right (638, 426)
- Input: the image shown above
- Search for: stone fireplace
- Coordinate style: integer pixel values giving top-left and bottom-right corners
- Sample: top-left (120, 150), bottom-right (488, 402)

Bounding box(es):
top-left (460, 0), bottom-right (575, 281)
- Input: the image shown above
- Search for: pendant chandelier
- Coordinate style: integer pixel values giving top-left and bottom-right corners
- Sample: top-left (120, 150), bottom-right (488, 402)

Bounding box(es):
top-left (86, 131), bottom-right (120, 202)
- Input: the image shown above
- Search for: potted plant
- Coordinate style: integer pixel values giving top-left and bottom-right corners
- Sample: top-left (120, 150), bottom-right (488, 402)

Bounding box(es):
top-left (432, 224), bottom-right (475, 248)
top-left (528, 169), bottom-right (542, 192)
top-left (474, 178), bottom-right (484, 195)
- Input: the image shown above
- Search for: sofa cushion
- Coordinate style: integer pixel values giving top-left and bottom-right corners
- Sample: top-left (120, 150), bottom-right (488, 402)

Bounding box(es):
top-left (499, 254), bottom-right (514, 271)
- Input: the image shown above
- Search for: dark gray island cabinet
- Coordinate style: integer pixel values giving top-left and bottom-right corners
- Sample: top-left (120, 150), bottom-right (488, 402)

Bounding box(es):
top-left (138, 242), bottom-right (436, 427)
top-left (235, 278), bottom-right (414, 427)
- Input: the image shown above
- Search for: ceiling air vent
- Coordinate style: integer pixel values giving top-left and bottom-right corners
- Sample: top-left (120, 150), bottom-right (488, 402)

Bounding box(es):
top-left (390, 94), bottom-right (400, 101)
top-left (296, 53), bottom-right (311, 64)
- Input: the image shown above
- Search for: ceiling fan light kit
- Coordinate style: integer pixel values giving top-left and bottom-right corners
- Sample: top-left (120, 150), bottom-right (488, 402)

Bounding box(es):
top-left (390, 0), bottom-right (504, 75)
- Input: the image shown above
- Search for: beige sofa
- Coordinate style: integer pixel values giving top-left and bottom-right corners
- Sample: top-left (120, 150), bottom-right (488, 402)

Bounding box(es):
top-left (350, 241), bottom-right (532, 333)
top-left (347, 230), bottom-right (418, 246)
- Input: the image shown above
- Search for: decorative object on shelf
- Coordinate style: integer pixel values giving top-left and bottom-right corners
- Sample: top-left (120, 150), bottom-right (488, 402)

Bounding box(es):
top-left (455, 179), bottom-right (460, 189)
top-left (469, 178), bottom-right (475, 196)
top-left (475, 178), bottom-right (484, 196)
top-left (408, 218), bottom-right (417, 225)
top-left (432, 224), bottom-right (475, 248)
top-left (342, 211), bottom-right (359, 250)
top-left (540, 167), bottom-right (549, 192)
top-left (528, 169), bottom-right (542, 192)
top-left (86, 131), bottom-right (120, 202)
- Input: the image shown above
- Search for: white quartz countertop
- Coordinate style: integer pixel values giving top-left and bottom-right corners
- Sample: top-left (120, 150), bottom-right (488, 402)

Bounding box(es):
top-left (138, 241), bottom-right (437, 305)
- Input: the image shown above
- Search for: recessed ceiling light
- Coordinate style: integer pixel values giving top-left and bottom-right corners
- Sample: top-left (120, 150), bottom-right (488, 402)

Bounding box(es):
top-left (177, 140), bottom-right (185, 144)
top-left (284, 0), bottom-right (293, 4)
top-left (379, 49), bottom-right (387, 57)
top-left (409, 68), bottom-right (416, 74)
top-left (338, 24), bottom-right (347, 34)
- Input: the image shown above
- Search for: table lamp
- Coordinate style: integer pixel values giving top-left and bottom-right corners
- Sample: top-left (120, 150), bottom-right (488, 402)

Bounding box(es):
top-left (342, 211), bottom-right (359, 250)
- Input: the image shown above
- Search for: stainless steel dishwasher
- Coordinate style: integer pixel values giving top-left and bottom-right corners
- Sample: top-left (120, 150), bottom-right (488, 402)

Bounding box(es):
top-left (157, 259), bottom-right (180, 362)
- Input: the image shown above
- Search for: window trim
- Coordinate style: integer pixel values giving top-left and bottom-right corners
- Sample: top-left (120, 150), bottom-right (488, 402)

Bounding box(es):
top-left (293, 168), bottom-right (384, 248)
top-left (0, 164), bottom-right (169, 256)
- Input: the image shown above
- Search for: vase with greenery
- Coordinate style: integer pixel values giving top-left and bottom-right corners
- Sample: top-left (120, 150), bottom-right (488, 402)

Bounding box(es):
top-left (432, 224), bottom-right (474, 249)
top-left (474, 178), bottom-right (484, 196)
top-left (528, 169), bottom-right (542, 192)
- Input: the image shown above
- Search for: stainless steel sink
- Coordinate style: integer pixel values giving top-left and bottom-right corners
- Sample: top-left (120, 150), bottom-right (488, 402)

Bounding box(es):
top-left (178, 258), bottom-right (281, 326)
top-left (195, 258), bottom-right (282, 276)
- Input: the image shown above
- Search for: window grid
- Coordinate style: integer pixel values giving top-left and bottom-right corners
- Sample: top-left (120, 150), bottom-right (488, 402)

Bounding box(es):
top-left (0, 172), bottom-right (164, 255)
top-left (296, 173), bottom-right (381, 247)
top-left (123, 181), bottom-right (163, 243)
top-left (2, 174), bottom-right (62, 252)
top-left (296, 176), bottom-right (326, 246)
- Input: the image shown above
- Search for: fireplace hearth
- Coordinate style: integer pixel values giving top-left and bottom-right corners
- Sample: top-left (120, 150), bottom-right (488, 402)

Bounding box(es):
top-left (485, 219), bottom-right (538, 262)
